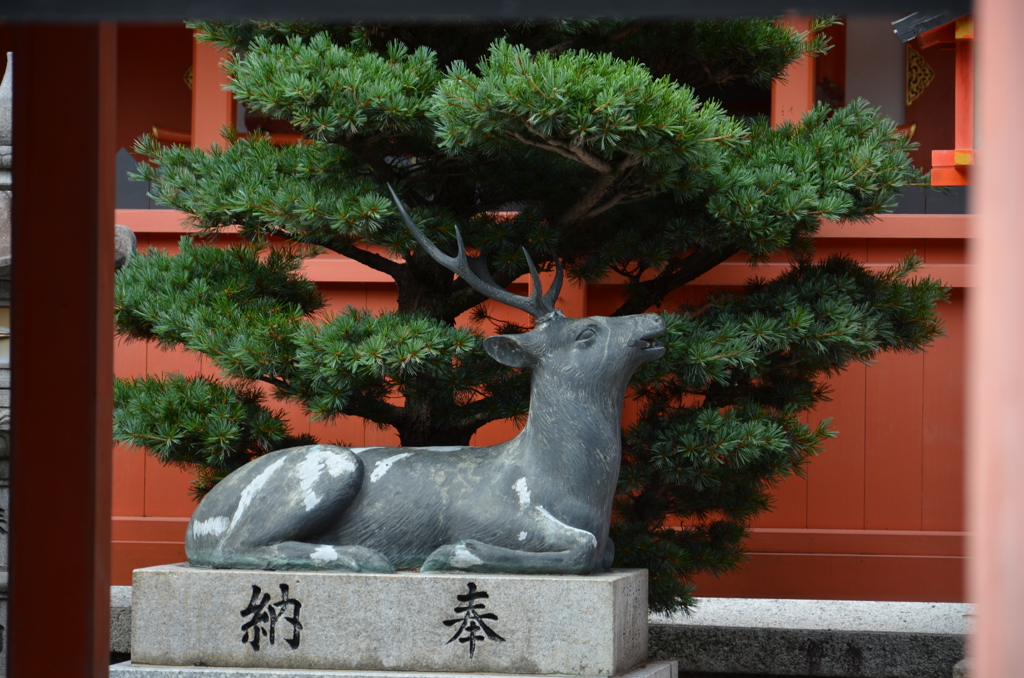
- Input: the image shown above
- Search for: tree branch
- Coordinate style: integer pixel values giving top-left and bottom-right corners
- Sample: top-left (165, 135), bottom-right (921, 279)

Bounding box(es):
top-left (455, 393), bottom-right (517, 431)
top-left (510, 130), bottom-right (613, 173)
top-left (259, 375), bottom-right (290, 390)
top-left (342, 393), bottom-right (406, 428)
top-left (544, 20), bottom-right (648, 57)
top-left (612, 245), bottom-right (739, 316)
top-left (335, 242), bottom-right (405, 279)
top-left (263, 226), bottom-right (405, 280)
top-left (338, 134), bottom-right (399, 183)
top-left (558, 156), bottom-right (641, 225)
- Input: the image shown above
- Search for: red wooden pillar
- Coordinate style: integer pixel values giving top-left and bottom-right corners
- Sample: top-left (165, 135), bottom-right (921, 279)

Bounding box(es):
top-left (954, 18), bottom-right (974, 154)
top-left (970, 1), bottom-right (1024, 675)
top-left (771, 16), bottom-right (816, 127)
top-left (191, 35), bottom-right (234, 149)
top-left (930, 16), bottom-right (974, 186)
top-left (8, 24), bottom-right (116, 678)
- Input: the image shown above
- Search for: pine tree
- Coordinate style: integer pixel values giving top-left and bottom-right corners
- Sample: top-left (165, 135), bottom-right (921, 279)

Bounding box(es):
top-left (115, 19), bottom-right (948, 612)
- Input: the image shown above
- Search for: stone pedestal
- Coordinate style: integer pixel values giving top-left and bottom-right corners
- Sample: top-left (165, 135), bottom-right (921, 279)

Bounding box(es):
top-left (122, 564), bottom-right (649, 677)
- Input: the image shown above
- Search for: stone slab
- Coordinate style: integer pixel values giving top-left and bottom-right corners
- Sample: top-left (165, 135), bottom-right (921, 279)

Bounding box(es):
top-left (651, 597), bottom-right (972, 635)
top-left (649, 624), bottom-right (964, 678)
top-left (131, 564), bottom-right (647, 676)
top-left (109, 660), bottom-right (677, 678)
top-left (647, 596), bottom-right (969, 677)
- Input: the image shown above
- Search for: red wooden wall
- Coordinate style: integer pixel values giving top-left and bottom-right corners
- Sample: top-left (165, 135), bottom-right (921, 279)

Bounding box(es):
top-left (690, 225), bottom-right (967, 602)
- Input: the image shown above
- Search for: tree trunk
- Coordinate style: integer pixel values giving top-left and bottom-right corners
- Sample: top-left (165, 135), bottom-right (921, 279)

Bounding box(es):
top-left (395, 419), bottom-right (476, 447)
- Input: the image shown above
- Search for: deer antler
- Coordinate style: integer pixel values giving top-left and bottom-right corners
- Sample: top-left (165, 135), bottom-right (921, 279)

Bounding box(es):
top-left (388, 184), bottom-right (564, 322)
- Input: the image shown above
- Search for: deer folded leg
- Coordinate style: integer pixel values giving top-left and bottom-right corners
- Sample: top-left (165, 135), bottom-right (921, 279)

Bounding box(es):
top-left (421, 506), bottom-right (601, 574)
top-left (420, 538), bottom-right (596, 574)
top-left (222, 542), bottom-right (395, 572)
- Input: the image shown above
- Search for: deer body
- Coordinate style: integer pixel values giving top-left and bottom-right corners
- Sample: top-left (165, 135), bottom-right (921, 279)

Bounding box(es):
top-left (185, 189), bottom-right (665, 575)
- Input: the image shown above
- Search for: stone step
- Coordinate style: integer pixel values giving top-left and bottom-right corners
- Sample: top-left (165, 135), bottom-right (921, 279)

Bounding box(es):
top-left (650, 598), bottom-right (970, 678)
top-left (109, 660), bottom-right (678, 678)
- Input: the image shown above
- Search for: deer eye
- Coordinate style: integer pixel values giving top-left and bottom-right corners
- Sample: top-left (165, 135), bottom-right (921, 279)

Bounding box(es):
top-left (575, 327), bottom-right (597, 343)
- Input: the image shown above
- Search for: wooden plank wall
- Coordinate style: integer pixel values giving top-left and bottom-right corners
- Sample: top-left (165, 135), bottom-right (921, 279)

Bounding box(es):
top-left (690, 229), bottom-right (967, 601)
top-left (111, 210), bottom-right (968, 602)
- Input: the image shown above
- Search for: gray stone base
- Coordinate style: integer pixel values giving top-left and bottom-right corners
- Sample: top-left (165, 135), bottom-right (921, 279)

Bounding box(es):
top-left (649, 597), bottom-right (969, 678)
top-left (131, 564), bottom-right (647, 676)
top-left (110, 660), bottom-right (677, 678)
top-left (650, 624), bottom-right (964, 678)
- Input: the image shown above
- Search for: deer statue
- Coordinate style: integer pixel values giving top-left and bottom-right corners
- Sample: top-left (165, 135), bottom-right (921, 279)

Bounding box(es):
top-left (185, 187), bottom-right (666, 575)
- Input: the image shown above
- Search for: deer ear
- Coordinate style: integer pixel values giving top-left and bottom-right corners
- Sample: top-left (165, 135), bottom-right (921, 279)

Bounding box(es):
top-left (484, 335), bottom-right (535, 369)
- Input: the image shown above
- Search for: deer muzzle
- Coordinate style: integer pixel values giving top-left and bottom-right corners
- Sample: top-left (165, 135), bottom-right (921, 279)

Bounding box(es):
top-left (628, 315), bottom-right (666, 359)
top-left (630, 337), bottom-right (662, 350)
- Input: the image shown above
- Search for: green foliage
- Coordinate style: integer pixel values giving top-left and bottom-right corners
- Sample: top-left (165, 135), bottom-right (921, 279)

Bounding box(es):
top-left (113, 375), bottom-right (316, 496)
top-left (116, 18), bottom-right (948, 612)
top-left (223, 35), bottom-right (441, 141)
top-left (615, 254), bottom-right (947, 611)
top-left (430, 39), bottom-right (744, 156)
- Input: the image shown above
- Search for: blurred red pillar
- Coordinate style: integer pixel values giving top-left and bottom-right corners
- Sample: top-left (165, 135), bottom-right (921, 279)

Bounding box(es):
top-left (771, 15), bottom-right (815, 127)
top-left (8, 24), bottom-right (116, 678)
top-left (969, 0), bottom-right (1024, 675)
top-left (191, 34), bottom-right (234, 149)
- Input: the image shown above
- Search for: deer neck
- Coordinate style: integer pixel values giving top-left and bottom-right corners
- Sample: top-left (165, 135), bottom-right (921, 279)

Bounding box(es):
top-left (509, 368), bottom-right (629, 475)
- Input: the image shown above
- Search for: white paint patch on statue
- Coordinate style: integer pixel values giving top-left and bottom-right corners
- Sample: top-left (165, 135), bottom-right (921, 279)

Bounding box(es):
top-left (296, 448), bottom-right (357, 511)
top-left (450, 545), bottom-right (483, 568)
top-left (191, 515), bottom-right (229, 537)
top-left (514, 477), bottom-right (531, 507)
top-left (229, 457), bottom-right (287, 532)
top-left (311, 545), bottom-right (340, 563)
top-left (370, 453), bottom-right (412, 482)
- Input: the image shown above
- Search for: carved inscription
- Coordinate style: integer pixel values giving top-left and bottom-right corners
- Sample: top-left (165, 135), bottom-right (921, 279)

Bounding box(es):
top-left (443, 582), bottom-right (504, 658)
top-left (240, 584), bottom-right (302, 651)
